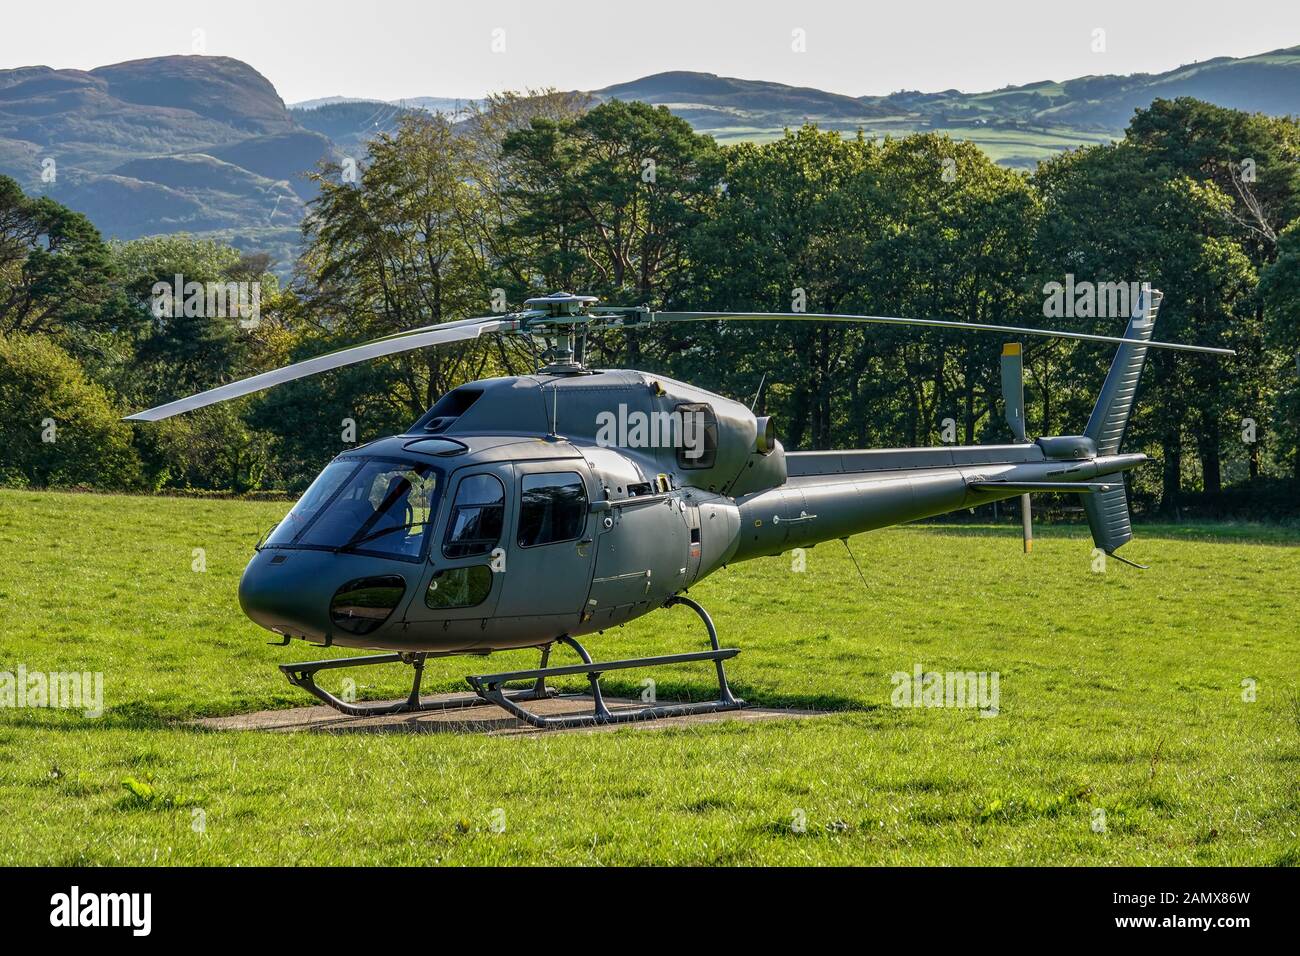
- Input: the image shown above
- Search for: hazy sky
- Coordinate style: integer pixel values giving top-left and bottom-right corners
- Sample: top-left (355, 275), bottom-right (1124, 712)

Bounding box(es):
top-left (5, 0), bottom-right (1299, 104)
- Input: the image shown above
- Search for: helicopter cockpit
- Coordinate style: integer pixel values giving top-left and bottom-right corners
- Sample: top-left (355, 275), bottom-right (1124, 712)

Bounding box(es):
top-left (237, 430), bottom-right (602, 652)
top-left (261, 457), bottom-right (442, 561)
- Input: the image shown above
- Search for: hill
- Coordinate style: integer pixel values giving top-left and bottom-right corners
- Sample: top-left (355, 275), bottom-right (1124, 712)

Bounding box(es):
top-left (289, 100), bottom-right (424, 156)
top-left (873, 46), bottom-right (1300, 131)
top-left (0, 55), bottom-right (332, 266)
top-left (593, 46), bottom-right (1300, 165)
top-left (594, 70), bottom-right (897, 132)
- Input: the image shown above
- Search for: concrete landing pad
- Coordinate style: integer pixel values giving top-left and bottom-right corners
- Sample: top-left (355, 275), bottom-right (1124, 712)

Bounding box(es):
top-left (194, 692), bottom-right (828, 736)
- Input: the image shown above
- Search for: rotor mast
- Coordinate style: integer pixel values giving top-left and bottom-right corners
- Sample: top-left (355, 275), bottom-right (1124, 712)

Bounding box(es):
top-left (521, 292), bottom-right (649, 374)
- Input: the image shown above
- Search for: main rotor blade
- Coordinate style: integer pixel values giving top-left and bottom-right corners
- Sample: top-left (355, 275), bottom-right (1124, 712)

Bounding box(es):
top-left (651, 312), bottom-right (1235, 356)
top-left (124, 315), bottom-right (517, 422)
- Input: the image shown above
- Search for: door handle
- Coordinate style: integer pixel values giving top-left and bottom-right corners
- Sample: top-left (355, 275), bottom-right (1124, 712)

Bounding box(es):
top-left (772, 510), bottom-right (817, 525)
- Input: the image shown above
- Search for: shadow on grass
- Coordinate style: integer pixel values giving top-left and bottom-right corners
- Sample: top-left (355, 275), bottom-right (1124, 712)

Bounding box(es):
top-left (6, 683), bottom-right (875, 737)
top-left (909, 520), bottom-right (1300, 546)
top-left (231, 683), bottom-right (872, 737)
top-left (268, 689), bottom-right (871, 737)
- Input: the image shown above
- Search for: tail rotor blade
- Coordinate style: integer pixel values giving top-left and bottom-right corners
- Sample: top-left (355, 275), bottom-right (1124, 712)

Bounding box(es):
top-left (1001, 342), bottom-right (1026, 442)
top-left (1021, 493), bottom-right (1033, 554)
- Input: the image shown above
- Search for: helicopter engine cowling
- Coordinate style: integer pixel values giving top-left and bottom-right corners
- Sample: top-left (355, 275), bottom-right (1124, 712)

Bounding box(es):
top-left (411, 370), bottom-right (789, 500)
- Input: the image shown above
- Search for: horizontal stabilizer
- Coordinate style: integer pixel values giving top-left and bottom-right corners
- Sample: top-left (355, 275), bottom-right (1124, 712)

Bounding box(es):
top-left (969, 480), bottom-right (1120, 494)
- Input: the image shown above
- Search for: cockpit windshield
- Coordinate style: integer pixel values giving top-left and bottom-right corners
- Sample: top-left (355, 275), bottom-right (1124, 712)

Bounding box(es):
top-left (264, 458), bottom-right (441, 561)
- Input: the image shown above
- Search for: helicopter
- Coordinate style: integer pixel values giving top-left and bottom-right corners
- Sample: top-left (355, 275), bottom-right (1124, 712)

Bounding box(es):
top-left (126, 289), bottom-right (1232, 728)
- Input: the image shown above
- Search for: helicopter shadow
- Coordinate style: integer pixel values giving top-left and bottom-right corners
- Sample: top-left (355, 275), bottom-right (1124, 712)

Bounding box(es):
top-left (189, 687), bottom-right (877, 736)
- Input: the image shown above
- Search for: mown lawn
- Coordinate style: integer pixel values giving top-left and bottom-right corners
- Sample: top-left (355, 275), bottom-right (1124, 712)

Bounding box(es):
top-left (0, 488), bottom-right (1297, 865)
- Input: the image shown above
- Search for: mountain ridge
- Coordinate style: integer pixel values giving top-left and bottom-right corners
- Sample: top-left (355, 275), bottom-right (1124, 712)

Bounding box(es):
top-left (0, 55), bottom-right (327, 265)
top-left (2, 45), bottom-right (1298, 268)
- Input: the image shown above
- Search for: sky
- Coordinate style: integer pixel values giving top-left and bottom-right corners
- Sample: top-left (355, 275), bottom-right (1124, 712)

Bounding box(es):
top-left (4, 0), bottom-right (1300, 104)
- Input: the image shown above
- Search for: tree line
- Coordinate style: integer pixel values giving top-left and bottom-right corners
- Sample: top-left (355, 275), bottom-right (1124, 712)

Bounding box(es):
top-left (2, 93), bottom-right (1298, 517)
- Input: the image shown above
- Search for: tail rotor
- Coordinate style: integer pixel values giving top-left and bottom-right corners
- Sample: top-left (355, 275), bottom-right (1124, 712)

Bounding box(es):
top-left (1001, 342), bottom-right (1033, 553)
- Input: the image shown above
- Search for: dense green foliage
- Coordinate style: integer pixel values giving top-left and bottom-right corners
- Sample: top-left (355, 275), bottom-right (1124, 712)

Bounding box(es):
top-left (0, 334), bottom-right (140, 488)
top-left (1, 95), bottom-right (1298, 514)
top-left (1, 489), bottom-right (1296, 864)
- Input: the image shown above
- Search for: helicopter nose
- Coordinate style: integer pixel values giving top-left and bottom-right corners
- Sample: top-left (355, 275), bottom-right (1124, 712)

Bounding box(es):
top-left (239, 550), bottom-right (336, 641)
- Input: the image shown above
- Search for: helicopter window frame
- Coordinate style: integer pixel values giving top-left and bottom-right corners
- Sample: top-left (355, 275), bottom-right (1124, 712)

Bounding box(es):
top-left (517, 471), bottom-right (588, 549)
top-left (264, 455), bottom-right (443, 565)
top-left (442, 472), bottom-right (506, 560)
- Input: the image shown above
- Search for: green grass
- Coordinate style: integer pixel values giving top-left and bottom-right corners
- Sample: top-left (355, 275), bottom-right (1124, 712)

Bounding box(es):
top-left (1, 488), bottom-right (1297, 865)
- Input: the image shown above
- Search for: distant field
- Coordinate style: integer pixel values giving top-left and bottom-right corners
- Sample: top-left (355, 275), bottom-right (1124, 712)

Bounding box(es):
top-left (0, 488), bottom-right (1297, 865)
top-left (703, 118), bottom-right (1115, 166)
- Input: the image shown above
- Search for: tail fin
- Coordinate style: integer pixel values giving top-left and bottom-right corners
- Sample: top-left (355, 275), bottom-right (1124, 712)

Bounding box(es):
top-left (1085, 286), bottom-right (1163, 455)
top-left (1082, 286), bottom-right (1161, 565)
top-left (1082, 481), bottom-right (1143, 564)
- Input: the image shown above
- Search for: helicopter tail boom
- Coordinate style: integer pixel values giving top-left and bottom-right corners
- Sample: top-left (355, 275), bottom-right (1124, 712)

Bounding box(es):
top-left (734, 288), bottom-right (1170, 562)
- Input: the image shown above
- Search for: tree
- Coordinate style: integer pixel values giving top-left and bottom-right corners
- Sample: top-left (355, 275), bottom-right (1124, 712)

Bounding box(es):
top-left (102, 236), bottom-right (286, 491)
top-left (0, 332), bottom-right (141, 488)
top-left (499, 99), bottom-right (723, 367)
top-left (464, 88), bottom-right (593, 309)
top-left (1259, 219), bottom-right (1300, 479)
top-left (686, 126), bottom-right (878, 449)
top-left (1129, 98), bottom-right (1300, 488)
top-left (112, 235), bottom-right (281, 404)
top-left (298, 113), bottom-right (500, 420)
top-left (687, 128), bottom-right (1039, 452)
top-left (1128, 98), bottom-right (1300, 262)
top-left (1035, 143), bottom-right (1256, 510)
top-left (0, 175), bottom-right (123, 337)
top-left (854, 135), bottom-right (1041, 448)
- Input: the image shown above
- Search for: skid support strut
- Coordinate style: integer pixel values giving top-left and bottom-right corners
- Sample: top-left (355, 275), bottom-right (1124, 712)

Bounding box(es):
top-left (279, 649), bottom-right (555, 718)
top-left (465, 595), bottom-right (744, 729)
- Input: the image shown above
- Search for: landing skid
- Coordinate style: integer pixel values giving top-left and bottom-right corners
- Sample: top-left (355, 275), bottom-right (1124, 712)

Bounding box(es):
top-left (467, 596), bottom-right (744, 729)
top-left (277, 595), bottom-right (745, 729)
top-left (279, 649), bottom-right (556, 718)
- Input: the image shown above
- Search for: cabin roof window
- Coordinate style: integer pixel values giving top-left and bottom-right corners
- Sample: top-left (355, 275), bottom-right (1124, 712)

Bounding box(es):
top-left (413, 387), bottom-right (483, 433)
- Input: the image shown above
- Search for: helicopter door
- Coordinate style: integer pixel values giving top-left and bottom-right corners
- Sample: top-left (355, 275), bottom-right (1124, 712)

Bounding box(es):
top-left (403, 466), bottom-right (509, 645)
top-left (492, 465), bottom-right (597, 640)
top-left (587, 493), bottom-right (690, 628)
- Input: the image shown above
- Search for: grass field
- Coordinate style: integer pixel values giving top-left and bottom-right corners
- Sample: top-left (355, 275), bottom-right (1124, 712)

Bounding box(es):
top-left (700, 117), bottom-right (1115, 168)
top-left (1, 488), bottom-right (1297, 866)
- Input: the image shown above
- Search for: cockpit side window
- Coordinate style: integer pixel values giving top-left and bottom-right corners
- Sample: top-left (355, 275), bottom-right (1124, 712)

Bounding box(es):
top-left (518, 472), bottom-right (587, 548)
top-left (443, 473), bottom-right (505, 559)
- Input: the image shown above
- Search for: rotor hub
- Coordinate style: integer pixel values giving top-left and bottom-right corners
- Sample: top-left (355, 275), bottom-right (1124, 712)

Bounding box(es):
top-left (523, 292), bottom-right (599, 321)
